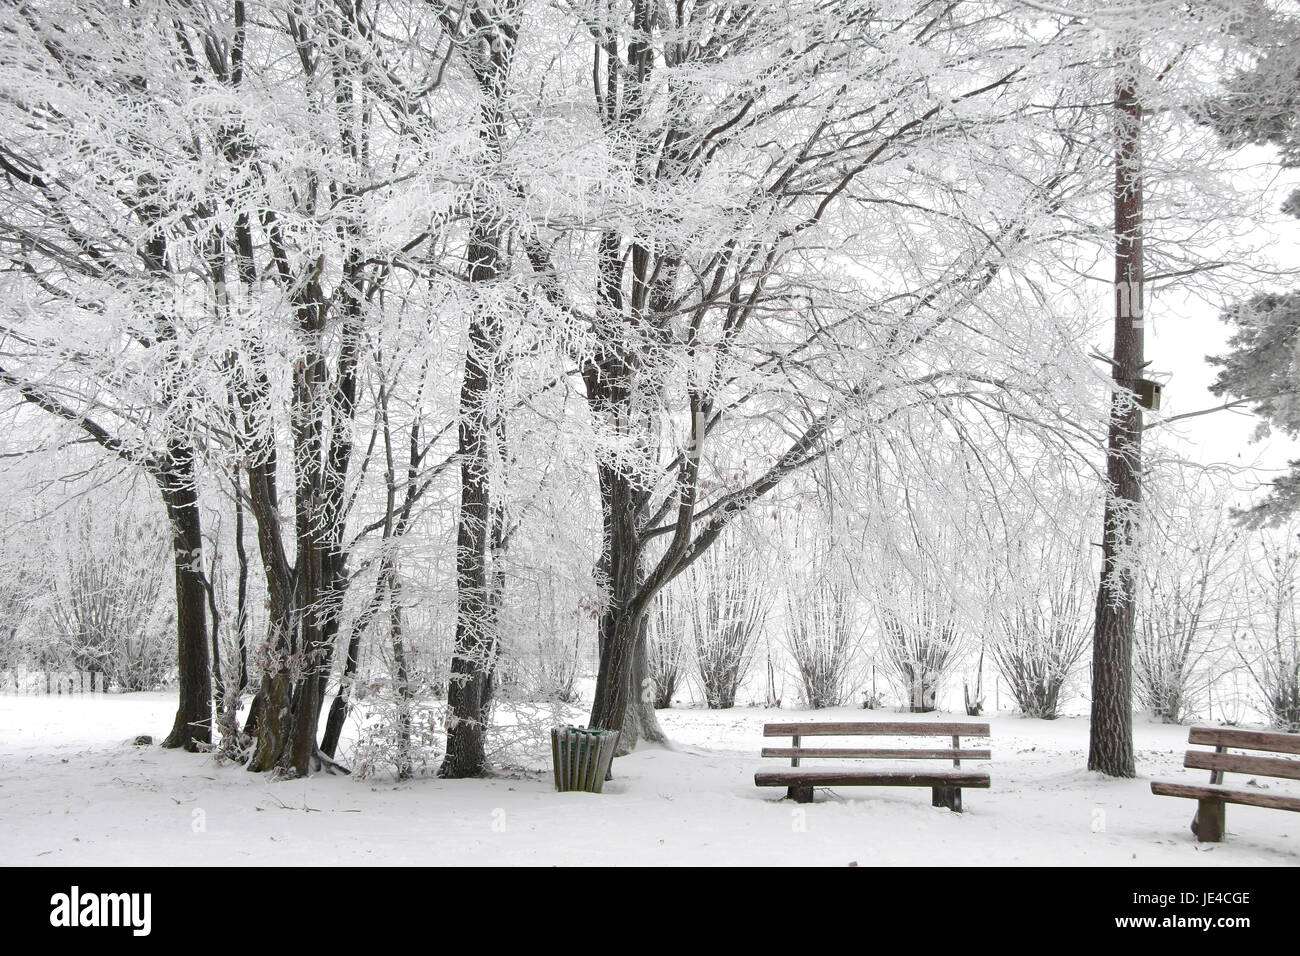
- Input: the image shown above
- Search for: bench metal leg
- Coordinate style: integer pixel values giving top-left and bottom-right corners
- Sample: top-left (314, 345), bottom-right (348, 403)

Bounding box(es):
top-left (1191, 799), bottom-right (1225, 843)
top-left (931, 786), bottom-right (962, 813)
top-left (787, 786), bottom-right (814, 803)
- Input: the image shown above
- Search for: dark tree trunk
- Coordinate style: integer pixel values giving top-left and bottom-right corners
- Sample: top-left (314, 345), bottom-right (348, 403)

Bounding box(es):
top-left (440, 17), bottom-right (516, 779)
top-left (243, 449), bottom-right (298, 773)
top-left (390, 570), bottom-right (413, 779)
top-left (588, 594), bottom-right (671, 755)
top-left (585, 426), bottom-right (669, 751)
top-left (219, 9), bottom-right (368, 779)
top-left (158, 457), bottom-right (213, 751)
top-left (582, 2), bottom-right (692, 750)
top-left (251, 667), bottom-right (294, 772)
top-left (441, 303), bottom-right (498, 777)
top-left (243, 687), bottom-right (263, 738)
top-left (205, 556), bottom-right (225, 718)
top-left (616, 612), bottom-right (668, 753)
top-left (133, 187), bottom-right (213, 752)
top-left (1089, 47), bottom-right (1144, 778)
top-left (588, 462), bottom-right (663, 747)
top-left (320, 623), bottom-right (363, 759)
top-left (240, 229), bottom-right (361, 779)
top-left (233, 473), bottom-right (250, 695)
top-left (481, 461), bottom-right (508, 713)
top-left (305, 288), bottom-right (363, 733)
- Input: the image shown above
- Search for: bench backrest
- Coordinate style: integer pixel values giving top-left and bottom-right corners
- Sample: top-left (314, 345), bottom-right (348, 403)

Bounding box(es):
top-left (761, 721), bottom-right (991, 767)
top-left (1183, 726), bottom-right (1300, 786)
top-left (764, 721), bottom-right (990, 738)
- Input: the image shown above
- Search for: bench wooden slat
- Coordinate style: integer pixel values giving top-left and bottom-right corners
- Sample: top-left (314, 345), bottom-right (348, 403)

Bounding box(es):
top-left (756, 769), bottom-right (991, 789)
top-left (762, 721), bottom-right (990, 738)
top-left (1150, 780), bottom-right (1300, 813)
top-left (761, 747), bottom-right (991, 761)
top-left (1184, 749), bottom-right (1300, 781)
top-left (1151, 726), bottom-right (1300, 842)
top-left (1187, 726), bottom-right (1300, 756)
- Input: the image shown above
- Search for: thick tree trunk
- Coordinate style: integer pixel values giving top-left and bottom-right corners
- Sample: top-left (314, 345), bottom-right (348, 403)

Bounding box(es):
top-left (589, 608), bottom-right (640, 745)
top-left (591, 604), bottom-right (670, 753)
top-left (440, 25), bottom-right (514, 778)
top-left (158, 458), bottom-right (213, 751)
top-left (588, 468), bottom-right (672, 751)
top-left (250, 669), bottom-right (294, 772)
top-left (581, 1), bottom-right (690, 752)
top-left (143, 190), bottom-right (212, 752)
top-left (440, 187), bottom-right (506, 778)
top-left (243, 453), bottom-right (298, 773)
top-left (441, 207), bottom-right (504, 780)
top-left (1088, 47), bottom-right (1143, 778)
top-left (285, 485), bottom-right (324, 777)
top-left (441, 337), bottom-right (496, 776)
top-left (243, 686), bottom-right (263, 738)
top-left (242, 253), bottom-right (359, 779)
top-left (616, 613), bottom-right (668, 753)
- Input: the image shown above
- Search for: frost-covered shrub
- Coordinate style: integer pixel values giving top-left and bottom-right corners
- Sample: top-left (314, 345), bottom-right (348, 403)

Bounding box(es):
top-left (1237, 536), bottom-right (1300, 732)
top-left (648, 588), bottom-right (688, 708)
top-left (785, 577), bottom-right (857, 709)
top-left (991, 604), bottom-right (1089, 720)
top-left (0, 561), bottom-right (42, 672)
top-left (1134, 498), bottom-right (1239, 723)
top-left (496, 630), bottom-right (583, 704)
top-left (1135, 618), bottom-right (1203, 724)
top-left (980, 515), bottom-right (1094, 720)
top-left (348, 675), bottom-right (444, 780)
top-left (875, 556), bottom-right (964, 713)
top-left (879, 608), bottom-right (960, 713)
top-left (689, 544), bottom-right (769, 710)
top-left (990, 581), bottom-right (1090, 720)
top-left (46, 505), bottom-right (172, 691)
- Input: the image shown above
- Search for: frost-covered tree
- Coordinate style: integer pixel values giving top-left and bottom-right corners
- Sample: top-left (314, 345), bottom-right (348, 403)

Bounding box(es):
top-left (1203, 5), bottom-right (1300, 524)
top-left (1208, 291), bottom-right (1300, 524)
top-left (989, 531), bottom-right (1093, 721)
top-left (46, 503), bottom-right (173, 691)
top-left (1234, 528), bottom-right (1300, 730)
top-left (1135, 481), bottom-right (1243, 722)
top-left (0, 0), bottom-right (472, 773)
top-left (862, 503), bottom-right (972, 713)
top-left (779, 500), bottom-right (862, 711)
top-left (0, 0), bottom-right (226, 748)
top-left (876, 565), bottom-right (964, 714)
top-left (688, 537), bottom-right (769, 710)
top-left (1204, 1), bottom-right (1300, 214)
top-left (785, 575), bottom-right (857, 710)
top-left (647, 587), bottom-right (688, 709)
top-left (504, 0), bottom-right (1132, 751)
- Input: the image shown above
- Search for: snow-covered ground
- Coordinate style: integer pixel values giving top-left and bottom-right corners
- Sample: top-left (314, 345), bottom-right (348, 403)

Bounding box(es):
top-left (0, 692), bottom-right (1295, 866)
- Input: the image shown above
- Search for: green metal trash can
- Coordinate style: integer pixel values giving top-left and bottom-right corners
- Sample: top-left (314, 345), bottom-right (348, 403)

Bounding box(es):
top-left (551, 726), bottom-right (618, 793)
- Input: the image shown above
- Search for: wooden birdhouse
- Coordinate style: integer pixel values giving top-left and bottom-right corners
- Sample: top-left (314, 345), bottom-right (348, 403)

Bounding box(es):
top-left (1138, 378), bottom-right (1162, 412)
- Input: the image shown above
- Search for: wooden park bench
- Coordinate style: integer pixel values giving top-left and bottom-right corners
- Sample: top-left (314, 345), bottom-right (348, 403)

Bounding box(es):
top-left (754, 720), bottom-right (991, 811)
top-left (1150, 726), bottom-right (1300, 843)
